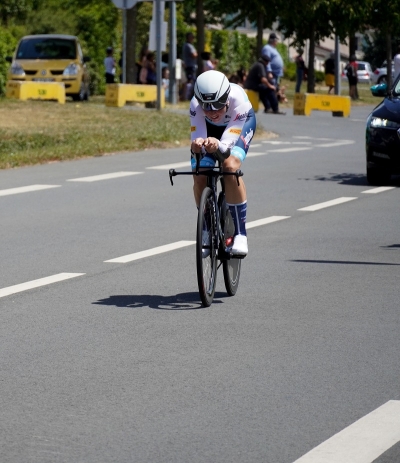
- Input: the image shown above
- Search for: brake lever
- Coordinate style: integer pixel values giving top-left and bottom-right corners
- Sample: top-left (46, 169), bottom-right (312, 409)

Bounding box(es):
top-left (235, 169), bottom-right (243, 186)
top-left (169, 169), bottom-right (176, 186)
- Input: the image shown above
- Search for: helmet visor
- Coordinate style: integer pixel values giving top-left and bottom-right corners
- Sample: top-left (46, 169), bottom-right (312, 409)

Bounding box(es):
top-left (200, 101), bottom-right (227, 111)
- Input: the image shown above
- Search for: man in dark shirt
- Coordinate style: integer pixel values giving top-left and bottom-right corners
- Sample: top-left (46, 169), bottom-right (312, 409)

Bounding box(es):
top-left (244, 54), bottom-right (284, 114)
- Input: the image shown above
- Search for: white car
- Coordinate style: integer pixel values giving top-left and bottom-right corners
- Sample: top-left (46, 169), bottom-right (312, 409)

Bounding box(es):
top-left (341, 61), bottom-right (373, 84)
top-left (371, 61), bottom-right (394, 85)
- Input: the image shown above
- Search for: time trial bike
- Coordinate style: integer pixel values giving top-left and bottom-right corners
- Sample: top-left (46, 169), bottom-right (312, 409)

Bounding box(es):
top-left (169, 153), bottom-right (244, 307)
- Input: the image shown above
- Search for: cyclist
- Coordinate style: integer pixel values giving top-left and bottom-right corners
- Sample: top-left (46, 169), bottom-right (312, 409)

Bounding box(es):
top-left (190, 70), bottom-right (256, 256)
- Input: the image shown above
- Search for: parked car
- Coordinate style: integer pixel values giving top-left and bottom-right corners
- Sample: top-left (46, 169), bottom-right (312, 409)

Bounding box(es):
top-left (371, 61), bottom-right (394, 85)
top-left (341, 61), bottom-right (373, 84)
top-left (6, 34), bottom-right (91, 101)
top-left (365, 75), bottom-right (400, 185)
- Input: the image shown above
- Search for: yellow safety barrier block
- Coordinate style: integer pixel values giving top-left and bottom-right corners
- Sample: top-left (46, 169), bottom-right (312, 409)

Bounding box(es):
top-left (6, 81), bottom-right (65, 104)
top-left (294, 93), bottom-right (351, 117)
top-left (105, 84), bottom-right (165, 108)
top-left (244, 89), bottom-right (259, 112)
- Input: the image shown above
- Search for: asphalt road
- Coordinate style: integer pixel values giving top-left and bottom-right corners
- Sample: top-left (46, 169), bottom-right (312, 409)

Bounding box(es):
top-left (1, 104), bottom-right (400, 463)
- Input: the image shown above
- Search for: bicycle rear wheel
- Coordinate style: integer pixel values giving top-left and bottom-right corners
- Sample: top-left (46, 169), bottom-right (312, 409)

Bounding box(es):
top-left (222, 207), bottom-right (241, 296)
top-left (196, 187), bottom-right (217, 307)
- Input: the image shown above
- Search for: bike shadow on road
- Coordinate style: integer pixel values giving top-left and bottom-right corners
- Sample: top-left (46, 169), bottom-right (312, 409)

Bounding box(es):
top-left (92, 292), bottom-right (227, 310)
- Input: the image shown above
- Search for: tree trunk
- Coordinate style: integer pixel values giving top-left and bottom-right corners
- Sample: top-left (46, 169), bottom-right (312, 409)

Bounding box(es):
top-left (256, 12), bottom-right (264, 58)
top-left (126, 5), bottom-right (137, 83)
top-left (196, 0), bottom-right (205, 75)
top-left (349, 34), bottom-right (357, 58)
top-left (307, 28), bottom-right (315, 93)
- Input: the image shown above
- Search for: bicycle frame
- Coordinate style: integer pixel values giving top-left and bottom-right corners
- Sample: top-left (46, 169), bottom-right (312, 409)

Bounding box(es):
top-left (169, 154), bottom-right (243, 260)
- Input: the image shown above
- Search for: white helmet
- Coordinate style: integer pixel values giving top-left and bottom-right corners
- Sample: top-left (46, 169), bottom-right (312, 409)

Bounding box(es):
top-left (194, 70), bottom-right (231, 110)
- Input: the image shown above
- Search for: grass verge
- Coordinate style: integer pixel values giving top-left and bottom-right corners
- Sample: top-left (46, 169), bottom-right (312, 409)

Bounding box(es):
top-left (0, 80), bottom-right (376, 170)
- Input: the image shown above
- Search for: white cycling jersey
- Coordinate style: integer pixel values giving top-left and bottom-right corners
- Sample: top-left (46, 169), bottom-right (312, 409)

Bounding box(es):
top-left (190, 83), bottom-right (253, 155)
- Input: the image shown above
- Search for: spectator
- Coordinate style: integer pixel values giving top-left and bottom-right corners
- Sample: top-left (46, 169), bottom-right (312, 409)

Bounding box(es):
top-left (244, 53), bottom-right (285, 115)
top-left (295, 49), bottom-right (306, 93)
top-left (136, 45), bottom-right (148, 84)
top-left (324, 52), bottom-right (335, 94)
top-left (345, 55), bottom-right (358, 100)
top-left (261, 32), bottom-right (284, 87)
top-left (104, 46), bottom-right (116, 84)
top-left (139, 52), bottom-right (156, 85)
top-left (394, 45), bottom-right (400, 81)
top-left (162, 67), bottom-right (170, 100)
top-left (182, 32), bottom-right (197, 100)
top-left (201, 51), bottom-right (215, 73)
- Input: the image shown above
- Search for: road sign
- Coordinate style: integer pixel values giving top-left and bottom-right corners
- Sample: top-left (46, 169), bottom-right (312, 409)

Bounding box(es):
top-left (111, 0), bottom-right (137, 9)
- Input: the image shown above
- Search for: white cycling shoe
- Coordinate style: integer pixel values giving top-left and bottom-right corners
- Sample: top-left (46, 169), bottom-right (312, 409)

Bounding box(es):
top-left (231, 234), bottom-right (248, 256)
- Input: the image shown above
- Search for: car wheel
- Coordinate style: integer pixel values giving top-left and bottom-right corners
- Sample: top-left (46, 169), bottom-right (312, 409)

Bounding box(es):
top-left (378, 76), bottom-right (387, 84)
top-left (366, 166), bottom-right (390, 185)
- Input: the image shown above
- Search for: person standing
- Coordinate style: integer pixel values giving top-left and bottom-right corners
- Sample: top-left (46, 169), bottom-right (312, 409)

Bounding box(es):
top-left (104, 47), bottom-right (116, 84)
top-left (182, 32), bottom-right (198, 100)
top-left (294, 49), bottom-right (306, 93)
top-left (261, 33), bottom-right (284, 87)
top-left (346, 55), bottom-right (358, 100)
top-left (394, 45), bottom-right (400, 81)
top-left (324, 52), bottom-right (335, 94)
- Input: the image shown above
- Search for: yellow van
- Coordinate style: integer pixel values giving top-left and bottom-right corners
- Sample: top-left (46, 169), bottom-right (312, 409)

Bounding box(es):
top-left (6, 34), bottom-right (91, 101)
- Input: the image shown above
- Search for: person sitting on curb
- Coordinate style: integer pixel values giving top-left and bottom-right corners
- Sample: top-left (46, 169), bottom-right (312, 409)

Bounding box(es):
top-left (244, 53), bottom-right (285, 115)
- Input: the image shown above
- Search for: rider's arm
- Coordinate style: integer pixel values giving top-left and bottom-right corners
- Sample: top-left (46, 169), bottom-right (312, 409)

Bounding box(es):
top-left (218, 100), bottom-right (252, 154)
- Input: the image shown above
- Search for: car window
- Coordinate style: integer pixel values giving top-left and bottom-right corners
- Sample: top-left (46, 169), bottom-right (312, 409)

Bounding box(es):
top-left (357, 63), bottom-right (366, 71)
top-left (16, 38), bottom-right (77, 60)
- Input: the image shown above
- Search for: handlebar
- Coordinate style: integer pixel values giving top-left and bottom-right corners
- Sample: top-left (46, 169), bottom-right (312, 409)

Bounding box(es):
top-left (169, 167), bottom-right (243, 186)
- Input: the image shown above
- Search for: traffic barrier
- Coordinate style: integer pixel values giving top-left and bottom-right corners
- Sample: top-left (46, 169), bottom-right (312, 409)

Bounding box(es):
top-left (6, 81), bottom-right (65, 104)
top-left (244, 89), bottom-right (259, 112)
top-left (293, 93), bottom-right (351, 117)
top-left (105, 83), bottom-right (165, 108)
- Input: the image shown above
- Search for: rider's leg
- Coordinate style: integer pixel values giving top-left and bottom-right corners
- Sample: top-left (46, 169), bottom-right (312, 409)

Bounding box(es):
top-left (191, 152), bottom-right (216, 207)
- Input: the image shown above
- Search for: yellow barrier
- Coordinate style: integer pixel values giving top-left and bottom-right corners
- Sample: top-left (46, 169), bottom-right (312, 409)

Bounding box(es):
top-left (6, 81), bottom-right (65, 104)
top-left (105, 83), bottom-right (165, 108)
top-left (293, 93), bottom-right (351, 117)
top-left (244, 89), bottom-right (259, 112)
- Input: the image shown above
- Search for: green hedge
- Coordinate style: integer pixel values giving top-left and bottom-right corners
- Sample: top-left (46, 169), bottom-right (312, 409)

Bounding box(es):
top-left (0, 27), bottom-right (21, 95)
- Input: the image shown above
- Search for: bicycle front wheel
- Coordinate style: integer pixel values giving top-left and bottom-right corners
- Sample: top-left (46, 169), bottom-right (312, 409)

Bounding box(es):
top-left (196, 187), bottom-right (217, 307)
top-left (222, 207), bottom-right (241, 296)
top-left (223, 258), bottom-right (241, 296)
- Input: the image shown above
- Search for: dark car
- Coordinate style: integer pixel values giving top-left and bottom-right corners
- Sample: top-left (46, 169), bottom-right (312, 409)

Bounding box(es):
top-left (365, 75), bottom-right (400, 185)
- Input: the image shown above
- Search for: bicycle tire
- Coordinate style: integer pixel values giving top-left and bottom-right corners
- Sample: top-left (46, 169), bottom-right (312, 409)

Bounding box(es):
top-left (222, 207), bottom-right (241, 296)
top-left (196, 187), bottom-right (218, 307)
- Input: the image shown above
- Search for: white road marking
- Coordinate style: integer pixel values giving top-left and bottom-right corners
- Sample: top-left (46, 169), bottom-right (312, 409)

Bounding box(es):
top-left (362, 186), bottom-right (395, 194)
top-left (0, 273), bottom-right (85, 299)
top-left (147, 161), bottom-right (189, 170)
top-left (0, 184), bottom-right (61, 197)
top-left (104, 241), bottom-right (196, 263)
top-left (247, 152), bottom-right (268, 157)
top-left (298, 197), bottom-right (357, 211)
top-left (67, 172), bottom-right (142, 182)
top-left (247, 216), bottom-right (290, 229)
top-left (314, 140), bottom-right (355, 148)
top-left (269, 147), bottom-right (311, 153)
top-left (292, 400), bottom-right (400, 463)
top-left (262, 140), bottom-right (292, 145)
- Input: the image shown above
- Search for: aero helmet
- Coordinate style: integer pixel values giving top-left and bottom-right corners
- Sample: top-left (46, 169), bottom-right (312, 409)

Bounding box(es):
top-left (194, 70), bottom-right (231, 110)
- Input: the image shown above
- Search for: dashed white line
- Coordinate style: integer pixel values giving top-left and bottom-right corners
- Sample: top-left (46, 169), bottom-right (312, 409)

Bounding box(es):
top-left (362, 186), bottom-right (395, 194)
top-left (147, 161), bottom-right (189, 170)
top-left (269, 147), bottom-right (311, 153)
top-left (67, 172), bottom-right (142, 182)
top-left (298, 197), bottom-right (357, 211)
top-left (0, 273), bottom-right (85, 298)
top-left (0, 184), bottom-right (61, 197)
top-left (292, 400), bottom-right (400, 463)
top-left (104, 241), bottom-right (196, 263)
top-left (247, 216), bottom-right (290, 228)
top-left (314, 140), bottom-right (355, 148)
